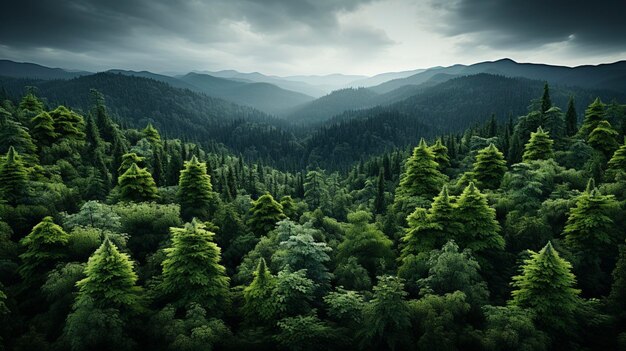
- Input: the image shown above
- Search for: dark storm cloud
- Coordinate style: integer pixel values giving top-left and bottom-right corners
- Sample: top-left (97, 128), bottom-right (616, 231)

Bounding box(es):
top-left (432, 0), bottom-right (626, 52)
top-left (0, 0), bottom-right (382, 50)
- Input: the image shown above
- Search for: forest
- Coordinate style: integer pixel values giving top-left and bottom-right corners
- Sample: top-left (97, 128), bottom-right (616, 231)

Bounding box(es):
top-left (0, 82), bottom-right (625, 351)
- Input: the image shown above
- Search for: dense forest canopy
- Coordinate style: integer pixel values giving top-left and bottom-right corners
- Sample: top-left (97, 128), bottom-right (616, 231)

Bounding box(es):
top-left (0, 72), bottom-right (626, 351)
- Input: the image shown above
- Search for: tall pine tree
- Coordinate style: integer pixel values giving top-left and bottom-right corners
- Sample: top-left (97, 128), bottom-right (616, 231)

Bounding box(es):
top-left (522, 127), bottom-right (554, 162)
top-left (565, 96), bottom-right (578, 137)
top-left (0, 146), bottom-right (29, 206)
top-left (247, 193), bottom-right (286, 237)
top-left (118, 163), bottom-right (159, 202)
top-left (473, 143), bottom-right (507, 190)
top-left (177, 155), bottom-right (216, 221)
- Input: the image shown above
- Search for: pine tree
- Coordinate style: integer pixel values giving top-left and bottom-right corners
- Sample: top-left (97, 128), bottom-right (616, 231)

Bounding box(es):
top-left (473, 143), bottom-right (507, 190)
top-left (397, 139), bottom-right (447, 200)
top-left (510, 242), bottom-right (580, 332)
top-left (118, 163), bottom-right (159, 202)
top-left (142, 123), bottom-right (162, 146)
top-left (49, 105), bottom-right (85, 140)
top-left (177, 155), bottom-right (216, 221)
top-left (84, 115), bottom-right (103, 160)
top-left (373, 168), bottom-right (386, 214)
top-left (18, 216), bottom-right (70, 283)
top-left (74, 238), bottom-right (141, 310)
top-left (522, 127), bottom-right (554, 162)
top-left (30, 111), bottom-right (57, 146)
top-left (280, 195), bottom-right (297, 219)
top-left (607, 139), bottom-right (626, 176)
top-left (565, 96), bottom-right (578, 137)
top-left (160, 219), bottom-right (229, 314)
top-left (540, 83), bottom-right (552, 113)
top-left (0, 107), bottom-right (37, 157)
top-left (486, 114), bottom-right (498, 137)
top-left (429, 138), bottom-right (450, 171)
top-left (579, 98), bottom-right (605, 138)
top-left (454, 183), bottom-right (504, 260)
top-left (588, 120), bottom-right (619, 159)
top-left (247, 193), bottom-right (286, 237)
top-left (0, 146), bottom-right (29, 206)
top-left (243, 258), bottom-right (277, 324)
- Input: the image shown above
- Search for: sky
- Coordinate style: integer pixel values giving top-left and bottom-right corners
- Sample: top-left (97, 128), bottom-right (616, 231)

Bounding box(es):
top-left (1, 0), bottom-right (625, 77)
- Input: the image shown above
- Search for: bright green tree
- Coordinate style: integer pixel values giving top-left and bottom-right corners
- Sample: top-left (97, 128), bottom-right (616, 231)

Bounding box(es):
top-left (280, 195), bottom-right (297, 219)
top-left (608, 139), bottom-right (626, 178)
top-left (510, 242), bottom-right (580, 333)
top-left (473, 143), bottom-right (507, 190)
top-left (160, 219), bottom-right (229, 314)
top-left (397, 139), bottom-right (447, 200)
top-left (49, 105), bottom-right (85, 140)
top-left (0, 146), bottom-right (29, 206)
top-left (247, 193), bottom-right (286, 237)
top-left (178, 155), bottom-right (216, 221)
top-left (19, 216), bottom-right (70, 283)
top-left (118, 152), bottom-right (145, 175)
top-left (579, 97), bottom-right (605, 138)
top-left (429, 138), bottom-right (450, 171)
top-left (454, 183), bottom-right (504, 260)
top-left (31, 111), bottom-right (58, 146)
top-left (142, 123), bottom-right (162, 146)
top-left (0, 108), bottom-right (37, 157)
top-left (588, 120), bottom-right (619, 159)
top-left (242, 258), bottom-right (277, 324)
top-left (522, 127), bottom-right (554, 162)
top-left (118, 163), bottom-right (159, 202)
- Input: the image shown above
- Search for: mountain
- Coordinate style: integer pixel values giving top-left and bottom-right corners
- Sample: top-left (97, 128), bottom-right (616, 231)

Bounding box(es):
top-left (0, 59), bottom-right (91, 80)
top-left (286, 87), bottom-right (380, 123)
top-left (0, 73), bottom-right (300, 161)
top-left (107, 69), bottom-right (198, 90)
top-left (346, 69), bottom-right (426, 88)
top-left (202, 70), bottom-right (328, 97)
top-left (371, 58), bottom-right (626, 94)
top-left (179, 72), bottom-right (314, 115)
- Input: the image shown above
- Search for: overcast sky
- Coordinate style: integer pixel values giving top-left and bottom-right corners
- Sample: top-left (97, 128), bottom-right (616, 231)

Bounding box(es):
top-left (1, 0), bottom-right (625, 76)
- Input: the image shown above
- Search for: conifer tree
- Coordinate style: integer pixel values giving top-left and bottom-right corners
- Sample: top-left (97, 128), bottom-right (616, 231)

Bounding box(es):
top-left (397, 139), bottom-right (446, 200)
top-left (178, 155), bottom-right (216, 221)
top-left (17, 92), bottom-right (44, 123)
top-left (510, 242), bottom-right (580, 333)
top-left (142, 123), bottom-right (162, 146)
top-left (540, 83), bottom-right (552, 113)
top-left (0, 108), bottom-right (37, 157)
top-left (522, 127), bottom-right (554, 162)
top-left (473, 143), bottom-right (507, 190)
top-left (608, 139), bottom-right (626, 176)
top-left (429, 138), bottom-right (450, 171)
top-left (19, 216), bottom-right (70, 283)
top-left (280, 195), bottom-right (297, 219)
top-left (579, 98), bottom-right (605, 138)
top-left (84, 115), bottom-right (103, 161)
top-left (0, 146), bottom-right (29, 206)
top-left (565, 96), bottom-right (578, 137)
top-left (247, 193), bottom-right (286, 237)
top-left (31, 111), bottom-right (57, 146)
top-left (373, 168), bottom-right (386, 214)
top-left (454, 183), bottom-right (504, 260)
top-left (160, 219), bottom-right (229, 314)
top-left (49, 105), bottom-right (85, 140)
top-left (588, 120), bottom-right (619, 159)
top-left (118, 152), bottom-right (145, 176)
top-left (118, 163), bottom-right (159, 202)
top-left (608, 243), bottom-right (626, 316)
top-left (243, 258), bottom-right (277, 324)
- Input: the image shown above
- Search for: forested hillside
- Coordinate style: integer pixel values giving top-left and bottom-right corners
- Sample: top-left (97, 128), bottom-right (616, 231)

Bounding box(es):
top-left (0, 79), bottom-right (625, 351)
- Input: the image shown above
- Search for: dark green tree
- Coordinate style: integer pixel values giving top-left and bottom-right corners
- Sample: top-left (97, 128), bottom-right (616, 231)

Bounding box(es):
top-left (49, 105), bottom-right (85, 140)
top-left (31, 111), bottom-right (58, 146)
top-left (588, 120), bottom-right (619, 159)
top-left (19, 216), bottom-right (70, 283)
top-left (0, 146), bottom-right (29, 206)
top-left (160, 219), bottom-right (229, 314)
top-left (177, 155), bottom-right (216, 221)
top-left (565, 96), bottom-right (578, 137)
top-left (607, 139), bottom-right (626, 178)
top-left (118, 163), bottom-right (159, 202)
top-left (522, 127), bottom-right (554, 162)
top-left (473, 143), bottom-right (507, 190)
top-left (0, 108), bottom-right (37, 157)
top-left (242, 258), bottom-right (277, 325)
top-left (579, 98), bottom-right (605, 138)
top-left (373, 168), bottom-right (386, 214)
top-left (429, 138), bottom-right (450, 171)
top-left (247, 193), bottom-right (286, 237)
top-left (540, 83), bottom-right (552, 113)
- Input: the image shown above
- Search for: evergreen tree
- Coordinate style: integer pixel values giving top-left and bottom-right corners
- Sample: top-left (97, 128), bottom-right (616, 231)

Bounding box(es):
top-left (522, 127), bottom-right (554, 162)
top-left (242, 258), bottom-right (277, 324)
top-left (429, 138), bottom-right (450, 171)
top-left (540, 83), bottom-right (552, 113)
top-left (588, 120), bottom-right (619, 159)
top-left (304, 170), bottom-right (328, 210)
top-left (19, 216), bottom-right (70, 283)
top-left (510, 242), bottom-right (580, 335)
top-left (373, 168), bottom-right (386, 214)
top-left (118, 153), bottom-right (145, 175)
top-left (142, 123), bottom-right (162, 146)
top-left (177, 155), bottom-right (216, 221)
top-left (397, 139), bottom-right (446, 200)
top-left (0, 146), bottom-right (29, 206)
top-left (247, 193), bottom-right (286, 237)
top-left (454, 183), bottom-right (504, 261)
top-left (565, 96), bottom-right (578, 137)
top-left (49, 105), bottom-right (85, 140)
top-left (84, 115), bottom-right (104, 160)
top-left (0, 108), bottom-right (37, 157)
top-left (30, 111), bottom-right (57, 146)
top-left (607, 139), bottom-right (626, 177)
top-left (473, 143), bottom-right (507, 190)
top-left (579, 98), bottom-right (606, 138)
top-left (280, 195), bottom-right (297, 219)
top-left (118, 163), bottom-right (159, 202)
top-left (160, 219), bottom-right (229, 314)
